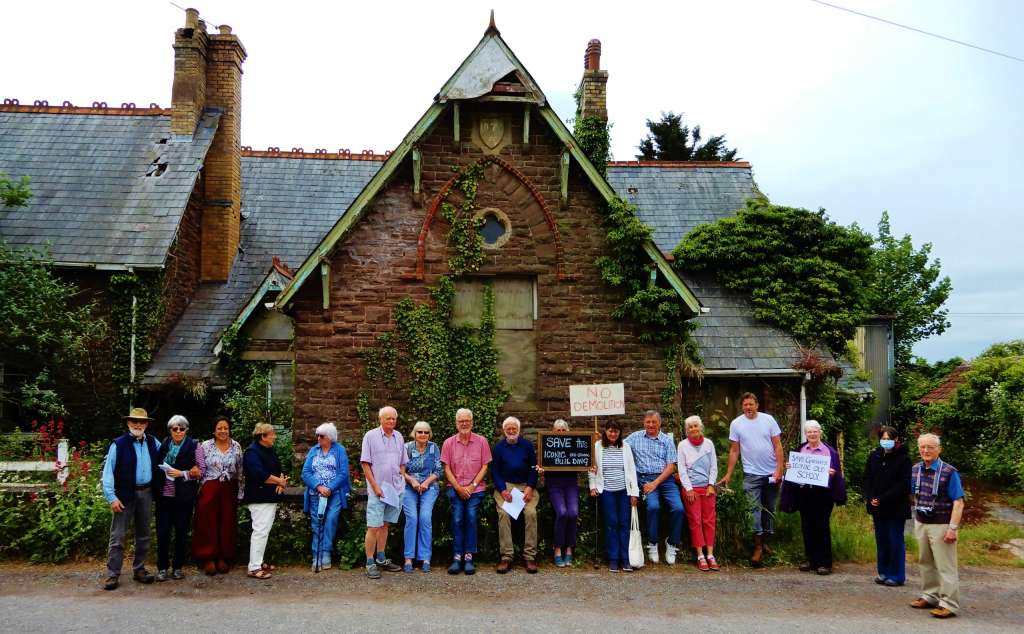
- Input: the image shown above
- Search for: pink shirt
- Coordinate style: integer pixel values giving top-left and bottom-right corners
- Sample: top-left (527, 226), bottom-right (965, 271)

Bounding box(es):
top-left (440, 433), bottom-right (492, 493)
top-left (360, 427), bottom-right (408, 491)
top-left (801, 443), bottom-right (830, 456)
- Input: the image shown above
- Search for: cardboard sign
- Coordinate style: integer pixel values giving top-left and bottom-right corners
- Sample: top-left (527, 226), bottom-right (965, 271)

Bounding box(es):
top-left (784, 451), bottom-right (831, 487)
top-left (538, 432), bottom-right (594, 472)
top-left (569, 383), bottom-right (625, 416)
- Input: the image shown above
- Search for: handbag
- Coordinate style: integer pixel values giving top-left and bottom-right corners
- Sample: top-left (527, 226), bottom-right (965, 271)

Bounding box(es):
top-left (628, 506), bottom-right (645, 568)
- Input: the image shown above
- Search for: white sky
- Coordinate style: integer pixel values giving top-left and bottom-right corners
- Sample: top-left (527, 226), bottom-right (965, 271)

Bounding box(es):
top-left (4, 0), bottom-right (1021, 362)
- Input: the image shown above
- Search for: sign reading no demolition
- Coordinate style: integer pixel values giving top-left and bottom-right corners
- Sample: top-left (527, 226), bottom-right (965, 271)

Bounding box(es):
top-left (569, 383), bottom-right (625, 416)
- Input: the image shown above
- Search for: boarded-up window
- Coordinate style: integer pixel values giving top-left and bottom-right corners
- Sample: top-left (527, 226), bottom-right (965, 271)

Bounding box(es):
top-left (453, 278), bottom-right (536, 402)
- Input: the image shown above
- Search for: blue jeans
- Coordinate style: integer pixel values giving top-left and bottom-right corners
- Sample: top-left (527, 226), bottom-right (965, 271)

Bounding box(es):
top-left (873, 516), bottom-right (906, 584)
top-left (403, 484), bottom-right (439, 561)
top-left (637, 474), bottom-right (685, 546)
top-left (310, 492), bottom-right (343, 565)
top-left (743, 473), bottom-right (779, 535)
top-left (448, 489), bottom-right (485, 555)
top-left (600, 489), bottom-right (630, 565)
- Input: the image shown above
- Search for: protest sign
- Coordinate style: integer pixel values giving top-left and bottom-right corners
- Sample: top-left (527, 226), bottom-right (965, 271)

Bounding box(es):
top-left (784, 451), bottom-right (831, 487)
top-left (569, 383), bottom-right (625, 416)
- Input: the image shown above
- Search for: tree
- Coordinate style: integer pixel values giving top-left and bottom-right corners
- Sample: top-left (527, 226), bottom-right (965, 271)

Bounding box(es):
top-left (1, 172), bottom-right (32, 207)
top-left (672, 199), bottom-right (874, 352)
top-left (637, 111), bottom-right (738, 161)
top-left (865, 212), bottom-right (952, 367)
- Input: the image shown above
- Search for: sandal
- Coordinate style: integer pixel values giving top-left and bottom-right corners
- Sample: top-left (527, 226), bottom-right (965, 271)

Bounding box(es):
top-left (260, 563), bottom-right (276, 572)
top-left (707, 556), bottom-right (720, 571)
top-left (247, 569), bottom-right (272, 580)
top-left (697, 557), bottom-right (710, 571)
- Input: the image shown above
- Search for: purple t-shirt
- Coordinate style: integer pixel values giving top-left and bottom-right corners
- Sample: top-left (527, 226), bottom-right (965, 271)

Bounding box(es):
top-left (360, 427), bottom-right (408, 491)
top-left (728, 412), bottom-right (781, 476)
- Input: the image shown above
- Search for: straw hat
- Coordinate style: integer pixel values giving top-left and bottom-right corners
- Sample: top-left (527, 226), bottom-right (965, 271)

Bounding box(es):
top-left (123, 407), bottom-right (153, 422)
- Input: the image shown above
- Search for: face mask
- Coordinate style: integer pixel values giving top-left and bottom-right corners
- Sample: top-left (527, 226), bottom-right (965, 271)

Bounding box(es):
top-left (880, 439), bottom-right (895, 450)
top-left (129, 427), bottom-right (145, 439)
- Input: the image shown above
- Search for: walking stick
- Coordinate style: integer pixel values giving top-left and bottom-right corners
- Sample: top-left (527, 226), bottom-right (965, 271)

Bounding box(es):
top-left (314, 494), bottom-right (327, 573)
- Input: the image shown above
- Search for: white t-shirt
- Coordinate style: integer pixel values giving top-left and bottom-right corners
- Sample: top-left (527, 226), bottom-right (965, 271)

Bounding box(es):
top-left (728, 412), bottom-right (781, 476)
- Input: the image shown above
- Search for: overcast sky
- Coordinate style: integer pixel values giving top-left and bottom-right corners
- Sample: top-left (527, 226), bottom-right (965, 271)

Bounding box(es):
top-left (4, 0), bottom-right (1021, 362)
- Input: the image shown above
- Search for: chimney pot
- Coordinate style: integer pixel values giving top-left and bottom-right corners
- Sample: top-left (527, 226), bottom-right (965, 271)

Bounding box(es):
top-left (185, 8), bottom-right (199, 29)
top-left (585, 39), bottom-right (602, 71)
top-left (218, 24), bottom-right (232, 35)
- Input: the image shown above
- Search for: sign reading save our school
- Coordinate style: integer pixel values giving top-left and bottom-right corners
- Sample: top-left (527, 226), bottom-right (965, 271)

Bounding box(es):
top-left (784, 451), bottom-right (831, 487)
top-left (538, 432), bottom-right (594, 472)
top-left (569, 383), bottom-right (625, 416)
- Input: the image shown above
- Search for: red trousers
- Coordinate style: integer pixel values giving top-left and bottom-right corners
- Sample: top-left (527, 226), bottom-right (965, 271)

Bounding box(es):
top-left (191, 480), bottom-right (238, 562)
top-left (684, 487), bottom-right (717, 548)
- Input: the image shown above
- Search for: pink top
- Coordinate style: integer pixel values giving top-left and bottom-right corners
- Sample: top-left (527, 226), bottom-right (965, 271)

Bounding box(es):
top-left (360, 427), bottom-right (408, 491)
top-left (801, 443), bottom-right (829, 456)
top-left (440, 433), bottom-right (492, 493)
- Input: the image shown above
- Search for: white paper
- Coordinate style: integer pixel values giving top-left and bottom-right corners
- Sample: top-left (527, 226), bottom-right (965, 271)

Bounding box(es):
top-left (501, 487), bottom-right (526, 520)
top-left (380, 481), bottom-right (401, 508)
top-left (784, 451), bottom-right (831, 487)
top-left (158, 462), bottom-right (174, 473)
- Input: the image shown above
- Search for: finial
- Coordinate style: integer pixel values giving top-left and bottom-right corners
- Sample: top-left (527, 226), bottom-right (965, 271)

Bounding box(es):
top-left (486, 9), bottom-right (500, 35)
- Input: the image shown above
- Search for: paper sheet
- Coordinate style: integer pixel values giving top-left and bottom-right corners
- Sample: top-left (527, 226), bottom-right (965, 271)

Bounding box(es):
top-left (501, 487), bottom-right (526, 520)
top-left (158, 463), bottom-right (174, 473)
top-left (380, 481), bottom-right (401, 508)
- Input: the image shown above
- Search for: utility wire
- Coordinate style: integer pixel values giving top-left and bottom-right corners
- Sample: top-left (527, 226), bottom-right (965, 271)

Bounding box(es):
top-left (807, 0), bottom-right (1024, 63)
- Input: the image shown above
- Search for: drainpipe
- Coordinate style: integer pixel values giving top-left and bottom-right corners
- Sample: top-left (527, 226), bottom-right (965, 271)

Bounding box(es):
top-left (799, 371), bottom-right (810, 443)
top-left (128, 294), bottom-right (138, 405)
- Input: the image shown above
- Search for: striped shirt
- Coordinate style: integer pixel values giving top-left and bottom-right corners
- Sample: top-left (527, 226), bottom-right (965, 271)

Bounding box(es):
top-left (601, 447), bottom-right (627, 492)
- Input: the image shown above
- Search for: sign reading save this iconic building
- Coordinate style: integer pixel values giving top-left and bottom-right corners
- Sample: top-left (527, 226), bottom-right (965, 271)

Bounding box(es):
top-left (0, 10), bottom-right (869, 441)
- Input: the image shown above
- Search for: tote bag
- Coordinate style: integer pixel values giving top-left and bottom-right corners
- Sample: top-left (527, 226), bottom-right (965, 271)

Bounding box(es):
top-left (628, 506), bottom-right (645, 568)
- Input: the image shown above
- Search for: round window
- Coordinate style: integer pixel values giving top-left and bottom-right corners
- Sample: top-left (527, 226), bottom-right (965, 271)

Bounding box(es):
top-left (475, 208), bottom-right (511, 249)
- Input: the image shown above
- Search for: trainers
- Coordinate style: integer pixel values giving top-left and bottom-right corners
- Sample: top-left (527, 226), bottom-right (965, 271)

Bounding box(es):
top-left (447, 560), bottom-right (463, 575)
top-left (155, 569), bottom-right (169, 582)
top-left (171, 569), bottom-right (185, 580)
top-left (554, 554), bottom-right (565, 567)
top-left (365, 562), bottom-right (381, 579)
top-left (646, 544), bottom-right (660, 564)
top-left (564, 553), bottom-right (573, 566)
top-left (665, 544), bottom-right (678, 565)
top-left (421, 561), bottom-right (432, 573)
top-left (103, 575), bottom-right (119, 591)
top-left (403, 562), bottom-right (413, 573)
top-left (463, 559), bottom-right (476, 575)
top-left (609, 563), bottom-right (620, 573)
top-left (376, 558), bottom-right (402, 572)
top-left (621, 563), bottom-right (634, 572)
top-left (133, 569), bottom-right (155, 584)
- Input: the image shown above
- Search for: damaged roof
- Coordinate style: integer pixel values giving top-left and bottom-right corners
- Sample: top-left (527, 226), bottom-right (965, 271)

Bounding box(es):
top-left (0, 108), bottom-right (219, 269)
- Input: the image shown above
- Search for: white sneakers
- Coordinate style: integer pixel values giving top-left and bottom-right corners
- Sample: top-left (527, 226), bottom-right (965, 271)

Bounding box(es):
top-left (665, 544), bottom-right (678, 565)
top-left (647, 543), bottom-right (660, 564)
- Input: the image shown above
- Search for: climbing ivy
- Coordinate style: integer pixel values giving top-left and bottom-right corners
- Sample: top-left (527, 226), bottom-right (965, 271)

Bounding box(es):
top-left (574, 117), bottom-right (610, 178)
top-left (440, 162), bottom-right (487, 276)
top-left (108, 271), bottom-right (164, 403)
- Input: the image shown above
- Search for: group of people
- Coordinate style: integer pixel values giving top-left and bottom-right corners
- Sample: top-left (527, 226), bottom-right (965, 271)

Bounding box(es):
top-left (99, 395), bottom-right (966, 619)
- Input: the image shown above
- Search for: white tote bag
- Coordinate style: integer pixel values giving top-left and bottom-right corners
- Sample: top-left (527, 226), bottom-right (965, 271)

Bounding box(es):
top-left (628, 506), bottom-right (645, 568)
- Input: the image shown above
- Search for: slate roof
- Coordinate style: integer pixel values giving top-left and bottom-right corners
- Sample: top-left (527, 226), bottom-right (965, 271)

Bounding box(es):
top-left (0, 110), bottom-right (219, 268)
top-left (142, 156), bottom-right (381, 383)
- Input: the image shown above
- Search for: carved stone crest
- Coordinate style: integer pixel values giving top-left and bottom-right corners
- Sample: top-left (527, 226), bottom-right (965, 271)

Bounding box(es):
top-left (470, 114), bottom-right (511, 155)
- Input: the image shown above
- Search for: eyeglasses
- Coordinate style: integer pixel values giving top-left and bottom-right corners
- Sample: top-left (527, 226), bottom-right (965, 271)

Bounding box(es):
top-left (170, 426), bottom-right (185, 432)
top-left (316, 434), bottom-right (326, 439)
top-left (415, 431), bottom-right (430, 435)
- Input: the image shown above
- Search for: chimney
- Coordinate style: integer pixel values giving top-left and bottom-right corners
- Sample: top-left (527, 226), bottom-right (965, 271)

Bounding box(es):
top-left (579, 39), bottom-right (608, 121)
top-left (170, 8), bottom-right (208, 137)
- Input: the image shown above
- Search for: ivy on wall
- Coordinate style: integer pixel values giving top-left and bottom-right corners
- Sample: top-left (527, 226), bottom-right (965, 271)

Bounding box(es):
top-left (108, 271), bottom-right (164, 404)
top-left (440, 162), bottom-right (487, 276)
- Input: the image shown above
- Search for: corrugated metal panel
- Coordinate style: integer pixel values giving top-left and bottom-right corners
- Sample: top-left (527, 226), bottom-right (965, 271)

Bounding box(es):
top-left (863, 323), bottom-right (893, 424)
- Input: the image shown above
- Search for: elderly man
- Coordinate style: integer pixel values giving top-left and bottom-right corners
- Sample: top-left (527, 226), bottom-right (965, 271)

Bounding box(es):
top-left (717, 392), bottom-right (784, 566)
top-left (441, 408), bottom-right (491, 575)
top-left (491, 416), bottom-right (540, 573)
top-left (624, 410), bottom-right (684, 564)
top-left (910, 433), bottom-right (965, 619)
top-left (100, 407), bottom-right (161, 590)
top-left (360, 405), bottom-right (408, 579)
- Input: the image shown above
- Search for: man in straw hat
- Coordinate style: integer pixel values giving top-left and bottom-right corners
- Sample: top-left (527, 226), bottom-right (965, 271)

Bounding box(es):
top-left (100, 407), bottom-right (161, 590)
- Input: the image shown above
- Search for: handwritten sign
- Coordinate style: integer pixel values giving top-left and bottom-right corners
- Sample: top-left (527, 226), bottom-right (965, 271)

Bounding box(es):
top-left (569, 383), bottom-right (625, 416)
top-left (784, 451), bottom-right (831, 487)
top-left (538, 432), bottom-right (594, 472)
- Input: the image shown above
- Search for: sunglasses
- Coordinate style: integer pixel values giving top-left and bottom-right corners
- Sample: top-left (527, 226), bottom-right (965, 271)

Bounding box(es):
top-left (170, 426), bottom-right (186, 432)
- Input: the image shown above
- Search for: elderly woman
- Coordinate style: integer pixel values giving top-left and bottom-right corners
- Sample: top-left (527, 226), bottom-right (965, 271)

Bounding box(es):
top-left (863, 425), bottom-right (911, 586)
top-left (543, 419), bottom-right (580, 567)
top-left (589, 420), bottom-right (639, 572)
top-left (677, 415), bottom-right (719, 571)
top-left (401, 421), bottom-right (442, 573)
top-left (192, 415), bottom-right (243, 576)
top-left (153, 415), bottom-right (200, 582)
top-left (781, 420), bottom-right (847, 575)
top-left (301, 422), bottom-right (351, 572)
top-left (243, 422), bottom-right (288, 580)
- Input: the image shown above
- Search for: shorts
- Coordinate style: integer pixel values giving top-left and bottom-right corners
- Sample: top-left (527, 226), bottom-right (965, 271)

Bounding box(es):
top-left (366, 489), bottom-right (403, 528)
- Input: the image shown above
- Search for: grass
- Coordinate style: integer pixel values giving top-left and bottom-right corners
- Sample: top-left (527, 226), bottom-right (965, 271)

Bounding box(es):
top-left (958, 522), bottom-right (1024, 567)
top-left (1002, 492), bottom-right (1024, 512)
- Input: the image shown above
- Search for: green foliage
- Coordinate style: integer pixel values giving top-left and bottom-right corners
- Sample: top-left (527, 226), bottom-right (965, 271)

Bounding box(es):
top-left (865, 212), bottom-right (952, 367)
top-left (890, 355), bottom-right (964, 432)
top-left (0, 241), bottom-right (106, 420)
top-left (574, 116), bottom-right (610, 177)
top-left (0, 172), bottom-right (32, 207)
top-left (637, 111), bottom-right (738, 161)
top-left (107, 271), bottom-right (164, 404)
top-left (440, 162), bottom-right (487, 276)
top-left (673, 199), bottom-right (875, 352)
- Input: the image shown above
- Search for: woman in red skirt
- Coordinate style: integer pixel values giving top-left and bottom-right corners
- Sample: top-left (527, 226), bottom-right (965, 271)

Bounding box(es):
top-left (191, 416), bottom-right (244, 575)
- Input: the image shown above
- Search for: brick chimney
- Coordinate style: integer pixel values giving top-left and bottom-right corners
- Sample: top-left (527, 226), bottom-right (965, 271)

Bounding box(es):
top-left (578, 39), bottom-right (608, 121)
top-left (171, 9), bottom-right (247, 282)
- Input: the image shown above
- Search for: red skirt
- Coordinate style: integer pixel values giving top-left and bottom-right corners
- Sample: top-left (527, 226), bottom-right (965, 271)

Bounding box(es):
top-left (191, 479), bottom-right (239, 562)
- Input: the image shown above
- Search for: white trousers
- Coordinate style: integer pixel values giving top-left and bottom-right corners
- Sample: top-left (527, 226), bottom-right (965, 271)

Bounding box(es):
top-left (247, 503), bottom-right (278, 572)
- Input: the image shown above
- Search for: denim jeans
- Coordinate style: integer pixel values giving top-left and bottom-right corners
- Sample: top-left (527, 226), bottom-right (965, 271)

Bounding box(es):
top-left (742, 473), bottom-right (779, 535)
top-left (873, 516), bottom-right (906, 584)
top-left (310, 492), bottom-right (343, 565)
top-left (403, 484), bottom-right (439, 561)
top-left (599, 489), bottom-right (630, 565)
top-left (106, 489), bottom-right (153, 576)
top-left (448, 489), bottom-right (485, 555)
top-left (637, 474), bottom-right (685, 546)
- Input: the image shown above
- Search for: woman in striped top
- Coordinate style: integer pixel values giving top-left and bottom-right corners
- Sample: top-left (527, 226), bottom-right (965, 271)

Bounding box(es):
top-left (589, 420), bottom-right (639, 572)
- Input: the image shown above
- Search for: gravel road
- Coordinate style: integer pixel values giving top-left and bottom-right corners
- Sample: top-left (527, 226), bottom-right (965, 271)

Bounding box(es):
top-left (1, 561), bottom-right (1021, 632)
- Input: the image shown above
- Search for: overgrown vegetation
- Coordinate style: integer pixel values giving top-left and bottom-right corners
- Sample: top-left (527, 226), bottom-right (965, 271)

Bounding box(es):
top-left (108, 271), bottom-right (165, 408)
top-left (0, 171), bottom-right (32, 207)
